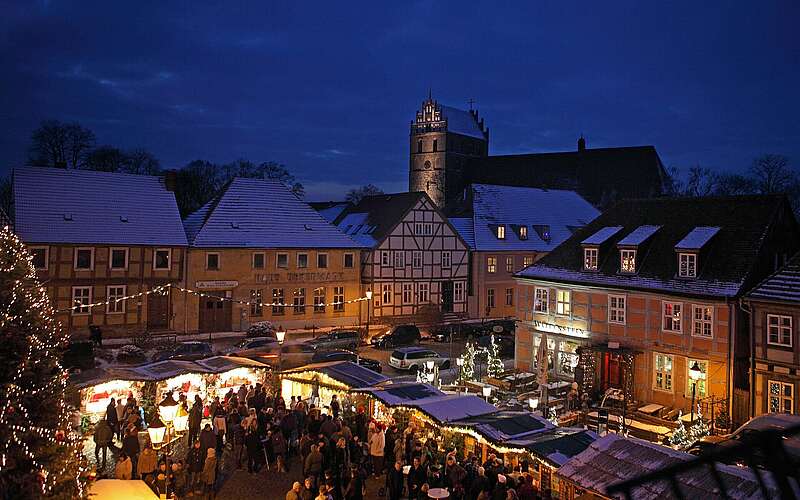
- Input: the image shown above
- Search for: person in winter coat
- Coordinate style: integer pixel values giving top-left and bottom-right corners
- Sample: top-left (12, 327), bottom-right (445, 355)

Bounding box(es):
top-left (244, 428), bottom-right (261, 473)
top-left (271, 429), bottom-right (288, 472)
top-left (172, 461), bottom-right (187, 498)
top-left (387, 461), bottom-right (405, 500)
top-left (105, 400), bottom-right (119, 442)
top-left (137, 442), bottom-right (158, 482)
top-left (300, 477), bottom-right (315, 500)
top-left (330, 395), bottom-right (340, 420)
top-left (286, 481), bottom-right (303, 500)
top-left (304, 444), bottom-right (323, 485)
top-left (491, 474), bottom-right (508, 500)
top-left (189, 395), bottom-right (203, 445)
top-left (368, 425), bottom-right (385, 477)
top-left (186, 440), bottom-right (205, 493)
top-left (115, 454), bottom-right (132, 480)
top-left (93, 418), bottom-right (113, 468)
top-left (202, 447), bottom-right (217, 497)
top-left (121, 427), bottom-right (140, 478)
top-left (446, 454), bottom-right (467, 499)
top-left (517, 473), bottom-right (537, 500)
top-left (343, 464), bottom-right (364, 500)
top-left (115, 399), bottom-right (126, 440)
top-left (407, 457), bottom-right (426, 499)
top-left (199, 423), bottom-right (216, 457)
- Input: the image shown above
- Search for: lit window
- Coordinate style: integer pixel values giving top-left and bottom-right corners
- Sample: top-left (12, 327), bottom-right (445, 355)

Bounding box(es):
top-left (277, 253), bottom-right (288, 269)
top-left (417, 283), bottom-right (429, 303)
top-left (506, 257), bottom-right (513, 273)
top-left (313, 287), bottom-right (326, 313)
top-left (497, 225), bottom-right (506, 239)
top-left (687, 359), bottom-right (708, 398)
top-left (402, 283), bottom-right (413, 304)
top-left (393, 251), bottom-right (405, 269)
top-left (505, 288), bottom-right (514, 306)
top-left (534, 225), bottom-right (551, 241)
top-left (487, 257), bottom-right (497, 273)
top-left (609, 295), bottom-right (626, 324)
top-left (154, 249), bottom-right (170, 270)
top-left (767, 314), bottom-right (793, 347)
top-left (110, 248), bottom-right (128, 270)
top-left (534, 288), bottom-right (548, 313)
top-left (72, 286), bottom-right (92, 315)
top-left (412, 251), bottom-right (422, 269)
top-left (519, 226), bottom-right (528, 240)
top-left (75, 248), bottom-right (94, 270)
top-left (584, 248), bottom-right (598, 271)
top-left (344, 253), bottom-right (355, 268)
top-left (292, 288), bottom-right (306, 314)
top-left (252, 253), bottom-right (265, 269)
top-left (620, 249), bottom-right (636, 273)
top-left (663, 302), bottom-right (683, 333)
top-left (30, 247), bottom-right (48, 270)
top-left (206, 253), bottom-right (220, 270)
top-left (692, 306), bottom-right (713, 338)
top-left (454, 282), bottom-right (465, 302)
top-left (333, 286), bottom-right (344, 312)
top-left (250, 289), bottom-right (263, 316)
top-left (272, 288), bottom-right (285, 315)
top-left (297, 253), bottom-right (308, 268)
top-left (487, 289), bottom-right (495, 309)
top-left (523, 256), bottom-right (534, 267)
top-left (107, 285), bottom-right (126, 314)
top-left (769, 380), bottom-right (794, 414)
top-left (654, 353), bottom-right (673, 391)
top-left (556, 290), bottom-right (571, 316)
top-left (317, 253), bottom-right (328, 269)
top-left (382, 284), bottom-right (393, 304)
top-left (441, 251), bottom-right (451, 269)
top-left (679, 253), bottom-right (697, 278)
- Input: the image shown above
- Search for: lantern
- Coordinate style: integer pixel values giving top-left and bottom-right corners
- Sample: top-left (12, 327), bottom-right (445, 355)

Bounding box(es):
top-left (147, 415), bottom-right (166, 449)
top-left (158, 392), bottom-right (179, 425)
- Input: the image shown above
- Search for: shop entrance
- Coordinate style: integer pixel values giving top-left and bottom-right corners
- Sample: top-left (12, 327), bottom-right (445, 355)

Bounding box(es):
top-left (199, 292), bottom-right (232, 333)
top-left (147, 286), bottom-right (171, 330)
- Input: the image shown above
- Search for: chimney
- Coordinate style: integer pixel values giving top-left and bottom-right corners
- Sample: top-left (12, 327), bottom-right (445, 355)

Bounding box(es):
top-left (164, 169), bottom-right (178, 192)
top-left (578, 135), bottom-right (586, 152)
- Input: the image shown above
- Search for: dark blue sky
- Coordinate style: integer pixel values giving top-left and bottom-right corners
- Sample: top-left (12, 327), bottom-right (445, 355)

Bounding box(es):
top-left (1, 1), bottom-right (798, 200)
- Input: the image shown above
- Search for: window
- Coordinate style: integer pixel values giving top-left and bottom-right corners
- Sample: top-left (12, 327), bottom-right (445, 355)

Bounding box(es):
top-left (692, 306), bottom-right (713, 338)
top-left (506, 257), bottom-right (514, 273)
top-left (277, 253), bottom-right (288, 269)
top-left (454, 282), bottom-right (465, 302)
top-left (250, 289), bottom-right (263, 316)
top-left (75, 248), bottom-right (94, 270)
top-left (206, 252), bottom-right (220, 270)
top-left (313, 287), bottom-right (326, 313)
top-left (584, 248), bottom-right (598, 271)
top-left (534, 288), bottom-right (549, 313)
top-left (767, 314), bottom-right (793, 347)
top-left (381, 251), bottom-right (390, 267)
top-left (441, 251), bottom-right (451, 269)
top-left (110, 248), bottom-right (128, 270)
top-left (487, 257), bottom-right (497, 273)
top-left (534, 225), bottom-right (551, 242)
top-left (333, 286), bottom-right (344, 312)
top-left (417, 283), bottom-right (429, 303)
top-left (496, 225), bottom-right (506, 239)
top-left (382, 284), bottom-right (393, 304)
top-left (72, 286), bottom-right (91, 315)
top-left (417, 140), bottom-right (423, 153)
top-left (272, 288), bottom-right (285, 315)
top-left (663, 302), bottom-right (683, 333)
top-left (154, 249), bottom-right (171, 270)
top-left (432, 139), bottom-right (438, 152)
top-left (609, 295), bottom-right (626, 324)
top-left (394, 251), bottom-right (405, 269)
top-left (317, 253), bottom-right (328, 269)
top-left (519, 226), bottom-right (528, 240)
top-left (415, 222), bottom-right (423, 235)
top-left (107, 285), bottom-right (126, 314)
top-left (769, 380), bottom-right (794, 414)
top-left (423, 223), bottom-right (433, 236)
top-left (344, 253), bottom-right (355, 268)
top-left (30, 246), bottom-right (48, 270)
top-left (402, 283), bottom-right (413, 304)
top-left (412, 251), bottom-right (422, 269)
top-left (556, 290), bottom-right (571, 316)
top-left (297, 253), bottom-right (308, 268)
top-left (687, 359), bottom-right (708, 398)
top-left (679, 253), bottom-right (697, 278)
top-left (523, 256), bottom-right (534, 267)
top-left (293, 288), bottom-right (306, 314)
top-left (654, 353), bottom-right (674, 391)
top-left (252, 253), bottom-right (265, 269)
top-left (620, 249), bottom-right (636, 273)
top-left (487, 289), bottom-right (496, 309)
top-left (506, 288), bottom-right (514, 306)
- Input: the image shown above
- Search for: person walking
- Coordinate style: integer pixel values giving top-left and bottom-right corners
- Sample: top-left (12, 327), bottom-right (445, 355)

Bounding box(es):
top-left (387, 461), bottom-right (404, 500)
top-left (115, 453), bottom-right (132, 480)
top-left (189, 395), bottom-right (203, 446)
top-left (186, 441), bottom-right (205, 494)
top-left (115, 399), bottom-right (126, 441)
top-left (105, 399), bottom-right (119, 443)
top-left (121, 427), bottom-right (140, 479)
top-left (304, 444), bottom-right (323, 488)
top-left (368, 424), bottom-right (385, 477)
top-left (199, 423), bottom-right (216, 457)
top-left (245, 427), bottom-right (261, 473)
top-left (93, 418), bottom-right (113, 469)
top-left (137, 442), bottom-right (158, 483)
top-left (202, 447), bottom-right (217, 499)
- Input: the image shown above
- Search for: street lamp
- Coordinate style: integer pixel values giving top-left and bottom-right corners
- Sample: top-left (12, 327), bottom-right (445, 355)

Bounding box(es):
top-left (147, 415), bottom-right (166, 450)
top-left (365, 290), bottom-right (373, 341)
top-left (276, 328), bottom-right (286, 375)
top-left (158, 392), bottom-right (179, 425)
top-left (482, 386), bottom-right (492, 402)
top-left (689, 361), bottom-right (703, 424)
top-left (529, 398), bottom-right (539, 412)
top-left (456, 356), bottom-right (464, 382)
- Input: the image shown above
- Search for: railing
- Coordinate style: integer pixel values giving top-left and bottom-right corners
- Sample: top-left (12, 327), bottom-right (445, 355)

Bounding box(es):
top-left (606, 423), bottom-right (800, 500)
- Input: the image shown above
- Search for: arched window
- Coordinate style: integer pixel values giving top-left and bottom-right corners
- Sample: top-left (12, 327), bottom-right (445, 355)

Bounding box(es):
top-left (432, 139), bottom-right (438, 152)
top-left (417, 140), bottom-right (423, 153)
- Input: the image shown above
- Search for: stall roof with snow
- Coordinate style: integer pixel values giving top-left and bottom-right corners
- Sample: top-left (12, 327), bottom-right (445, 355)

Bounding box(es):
top-left (70, 368), bottom-right (116, 389)
top-left (352, 382), bottom-right (445, 406)
top-left (505, 429), bottom-right (598, 467)
top-left (281, 361), bottom-right (389, 389)
top-left (194, 356), bottom-right (270, 373)
top-left (451, 411), bottom-right (554, 443)
top-left (557, 434), bottom-right (778, 500)
top-left (403, 394), bottom-right (497, 424)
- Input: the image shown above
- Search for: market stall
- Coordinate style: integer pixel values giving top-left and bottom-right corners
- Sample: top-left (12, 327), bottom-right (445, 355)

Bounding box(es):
top-left (126, 360), bottom-right (212, 403)
top-left (195, 356), bottom-right (270, 400)
top-left (72, 368), bottom-right (156, 425)
top-left (279, 361), bottom-right (388, 414)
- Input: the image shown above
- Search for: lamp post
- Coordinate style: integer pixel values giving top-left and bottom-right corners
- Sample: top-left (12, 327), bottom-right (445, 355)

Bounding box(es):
top-left (149, 392), bottom-right (180, 499)
top-left (365, 290), bottom-right (373, 341)
top-left (424, 360), bottom-right (436, 385)
top-left (456, 356), bottom-right (464, 383)
top-left (482, 386), bottom-right (492, 402)
top-left (529, 398), bottom-right (539, 413)
top-left (689, 361), bottom-right (703, 424)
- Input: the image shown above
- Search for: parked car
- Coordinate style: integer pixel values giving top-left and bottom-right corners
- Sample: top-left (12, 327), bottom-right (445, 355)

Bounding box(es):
top-left (430, 322), bottom-right (481, 343)
top-left (62, 340), bottom-right (95, 370)
top-left (153, 341), bottom-right (213, 362)
top-left (306, 330), bottom-right (360, 351)
top-left (476, 333), bottom-right (515, 358)
top-left (240, 342), bottom-right (316, 369)
top-left (474, 319), bottom-right (516, 337)
top-left (311, 350), bottom-right (382, 373)
top-left (688, 413), bottom-right (800, 467)
top-left (371, 325), bottom-right (421, 349)
top-left (223, 336), bottom-right (279, 355)
top-left (389, 347), bottom-right (450, 371)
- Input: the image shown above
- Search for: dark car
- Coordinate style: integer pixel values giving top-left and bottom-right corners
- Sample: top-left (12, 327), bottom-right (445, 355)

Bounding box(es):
top-left (153, 341), bottom-right (213, 362)
top-left (223, 336), bottom-right (279, 355)
top-left (62, 340), bottom-right (95, 370)
top-left (306, 330), bottom-right (360, 351)
top-left (371, 324), bottom-right (421, 349)
top-left (476, 333), bottom-right (515, 358)
top-left (310, 350), bottom-right (382, 373)
top-left (430, 322), bottom-right (481, 343)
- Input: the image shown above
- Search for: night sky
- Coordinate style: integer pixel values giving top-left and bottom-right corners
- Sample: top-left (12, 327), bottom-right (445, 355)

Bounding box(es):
top-left (1, 1), bottom-right (798, 200)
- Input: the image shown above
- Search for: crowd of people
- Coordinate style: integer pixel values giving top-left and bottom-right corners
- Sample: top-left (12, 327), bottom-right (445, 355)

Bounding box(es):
top-left (91, 384), bottom-right (547, 499)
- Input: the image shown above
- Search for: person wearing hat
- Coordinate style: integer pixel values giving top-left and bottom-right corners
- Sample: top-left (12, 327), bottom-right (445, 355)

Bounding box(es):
top-left (491, 474), bottom-right (508, 500)
top-left (202, 447), bottom-right (217, 498)
top-left (286, 481), bottom-right (303, 500)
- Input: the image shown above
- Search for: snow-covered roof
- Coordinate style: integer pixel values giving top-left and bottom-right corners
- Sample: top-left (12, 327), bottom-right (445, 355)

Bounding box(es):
top-left (441, 105), bottom-right (486, 139)
top-left (581, 226), bottom-right (623, 245)
top-left (504, 429), bottom-right (599, 467)
top-left (310, 202), bottom-right (351, 223)
top-left (193, 356), bottom-right (270, 373)
top-left (453, 184), bottom-right (599, 252)
top-left (337, 212), bottom-right (379, 247)
top-left (747, 252), bottom-right (800, 304)
top-left (185, 177), bottom-right (362, 248)
top-left (352, 382), bottom-right (445, 406)
top-left (13, 166), bottom-right (187, 246)
top-left (617, 225), bottom-right (661, 247)
top-left (451, 411), bottom-right (554, 442)
top-left (557, 434), bottom-right (779, 500)
top-left (281, 361), bottom-right (389, 389)
top-left (411, 393), bottom-right (497, 424)
top-left (675, 226), bottom-right (720, 251)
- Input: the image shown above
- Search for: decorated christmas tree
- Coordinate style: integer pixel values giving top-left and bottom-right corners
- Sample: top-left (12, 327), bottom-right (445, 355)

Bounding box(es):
top-left (459, 342), bottom-right (477, 382)
top-left (548, 407), bottom-right (559, 426)
top-left (687, 406), bottom-right (710, 443)
top-left (0, 226), bottom-right (87, 498)
top-left (670, 410), bottom-right (690, 449)
top-left (486, 335), bottom-right (505, 378)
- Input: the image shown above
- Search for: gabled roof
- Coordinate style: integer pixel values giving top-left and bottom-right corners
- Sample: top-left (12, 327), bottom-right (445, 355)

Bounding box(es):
top-left (516, 195), bottom-right (799, 298)
top-left (310, 201), bottom-right (351, 223)
top-left (440, 105), bottom-right (487, 139)
top-left (13, 166), bottom-right (187, 246)
top-left (185, 177), bottom-right (361, 248)
top-left (450, 184), bottom-right (598, 251)
top-left (746, 252), bottom-right (800, 305)
top-left (582, 226), bottom-right (623, 246)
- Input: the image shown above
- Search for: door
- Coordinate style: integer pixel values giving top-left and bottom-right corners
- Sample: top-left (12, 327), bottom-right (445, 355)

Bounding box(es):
top-left (199, 292), bottom-right (233, 333)
top-left (147, 286), bottom-right (170, 330)
top-left (600, 352), bottom-right (623, 391)
top-left (441, 281), bottom-right (454, 313)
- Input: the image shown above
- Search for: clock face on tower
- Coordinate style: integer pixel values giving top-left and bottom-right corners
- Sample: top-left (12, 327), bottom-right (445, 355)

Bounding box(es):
top-left (424, 160), bottom-right (432, 170)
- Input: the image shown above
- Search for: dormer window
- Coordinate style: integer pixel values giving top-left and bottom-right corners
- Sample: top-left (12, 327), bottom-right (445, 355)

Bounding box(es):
top-left (620, 249), bottom-right (636, 273)
top-left (678, 253), bottom-right (697, 278)
top-left (534, 225), bottom-right (551, 242)
top-left (496, 225), bottom-right (506, 239)
top-left (519, 226), bottom-right (528, 240)
top-left (584, 248), bottom-right (598, 270)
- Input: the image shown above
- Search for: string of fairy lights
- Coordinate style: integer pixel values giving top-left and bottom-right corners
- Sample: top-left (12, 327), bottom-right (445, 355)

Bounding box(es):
top-left (55, 282), bottom-right (372, 313)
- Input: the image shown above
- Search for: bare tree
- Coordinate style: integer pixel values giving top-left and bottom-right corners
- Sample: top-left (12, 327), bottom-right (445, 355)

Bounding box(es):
top-left (749, 154), bottom-right (797, 194)
top-left (684, 166), bottom-right (718, 197)
top-left (346, 184), bottom-right (384, 203)
top-left (175, 160), bottom-right (225, 217)
top-left (259, 161), bottom-right (305, 197)
top-left (714, 173), bottom-right (756, 196)
top-left (123, 149), bottom-right (162, 175)
top-left (84, 146), bottom-right (128, 172)
top-left (28, 120), bottom-right (95, 168)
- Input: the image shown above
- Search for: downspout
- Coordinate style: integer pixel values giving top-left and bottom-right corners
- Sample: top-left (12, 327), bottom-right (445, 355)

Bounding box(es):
top-left (740, 298), bottom-right (754, 418)
top-left (727, 299), bottom-right (735, 426)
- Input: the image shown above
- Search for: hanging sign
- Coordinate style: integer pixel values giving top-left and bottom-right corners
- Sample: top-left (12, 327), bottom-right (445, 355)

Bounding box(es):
top-left (195, 280), bottom-right (239, 290)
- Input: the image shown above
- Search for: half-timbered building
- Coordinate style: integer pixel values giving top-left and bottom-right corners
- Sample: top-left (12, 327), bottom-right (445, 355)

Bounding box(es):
top-left (334, 192), bottom-right (470, 322)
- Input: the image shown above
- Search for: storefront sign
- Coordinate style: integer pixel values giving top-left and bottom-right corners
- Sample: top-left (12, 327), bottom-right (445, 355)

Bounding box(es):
top-left (255, 272), bottom-right (346, 284)
top-left (531, 320), bottom-right (590, 338)
top-left (195, 280), bottom-right (239, 290)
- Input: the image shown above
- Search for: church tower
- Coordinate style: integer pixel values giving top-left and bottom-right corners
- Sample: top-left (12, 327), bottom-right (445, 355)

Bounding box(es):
top-left (409, 94), bottom-right (489, 208)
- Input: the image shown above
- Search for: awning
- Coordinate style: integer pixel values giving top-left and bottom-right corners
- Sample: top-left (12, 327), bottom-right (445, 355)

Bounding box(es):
top-left (194, 356), bottom-right (270, 374)
top-left (281, 361), bottom-right (389, 389)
